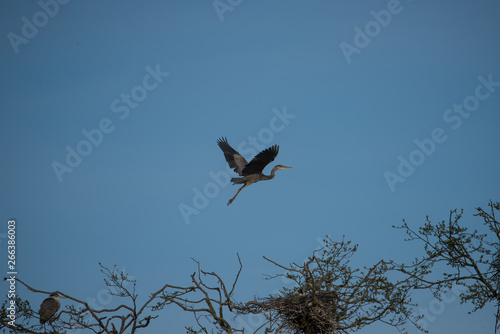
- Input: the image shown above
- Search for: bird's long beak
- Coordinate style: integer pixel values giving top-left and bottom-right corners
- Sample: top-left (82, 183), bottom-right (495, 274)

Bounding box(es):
top-left (282, 166), bottom-right (292, 169)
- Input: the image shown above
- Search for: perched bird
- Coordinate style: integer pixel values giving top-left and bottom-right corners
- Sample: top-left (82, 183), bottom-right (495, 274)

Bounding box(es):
top-left (217, 137), bottom-right (292, 205)
top-left (39, 293), bottom-right (65, 325)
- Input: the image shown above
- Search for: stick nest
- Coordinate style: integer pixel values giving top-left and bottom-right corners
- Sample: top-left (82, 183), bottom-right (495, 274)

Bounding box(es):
top-left (252, 290), bottom-right (340, 334)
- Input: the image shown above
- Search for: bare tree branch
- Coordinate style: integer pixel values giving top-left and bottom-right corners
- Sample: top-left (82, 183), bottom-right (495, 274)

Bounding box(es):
top-left (394, 200), bottom-right (500, 332)
top-left (1, 264), bottom-right (167, 334)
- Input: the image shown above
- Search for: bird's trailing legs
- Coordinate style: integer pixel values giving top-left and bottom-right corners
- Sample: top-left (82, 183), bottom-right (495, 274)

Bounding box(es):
top-left (228, 184), bottom-right (249, 205)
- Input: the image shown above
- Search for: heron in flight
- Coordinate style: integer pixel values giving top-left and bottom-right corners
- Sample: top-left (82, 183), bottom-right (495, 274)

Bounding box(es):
top-left (217, 137), bottom-right (292, 205)
top-left (39, 292), bottom-right (65, 325)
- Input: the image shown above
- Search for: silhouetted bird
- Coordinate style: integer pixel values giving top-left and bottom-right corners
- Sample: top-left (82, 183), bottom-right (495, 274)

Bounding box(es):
top-left (39, 293), bottom-right (65, 324)
top-left (217, 137), bottom-right (292, 205)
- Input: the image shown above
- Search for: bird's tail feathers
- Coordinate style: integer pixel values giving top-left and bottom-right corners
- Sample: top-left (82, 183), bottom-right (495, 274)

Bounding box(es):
top-left (231, 177), bottom-right (245, 184)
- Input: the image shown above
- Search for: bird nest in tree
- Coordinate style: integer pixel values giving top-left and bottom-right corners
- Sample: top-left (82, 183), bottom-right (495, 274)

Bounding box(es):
top-left (256, 291), bottom-right (340, 334)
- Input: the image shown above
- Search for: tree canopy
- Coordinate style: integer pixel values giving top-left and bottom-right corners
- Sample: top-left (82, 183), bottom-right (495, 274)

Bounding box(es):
top-left (2, 200), bottom-right (498, 334)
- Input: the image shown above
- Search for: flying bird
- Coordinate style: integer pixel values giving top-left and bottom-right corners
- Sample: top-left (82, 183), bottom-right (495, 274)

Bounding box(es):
top-left (217, 137), bottom-right (292, 205)
top-left (39, 292), bottom-right (65, 325)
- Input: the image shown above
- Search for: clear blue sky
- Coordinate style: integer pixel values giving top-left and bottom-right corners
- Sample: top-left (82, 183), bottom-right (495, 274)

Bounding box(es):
top-left (1, 1), bottom-right (499, 333)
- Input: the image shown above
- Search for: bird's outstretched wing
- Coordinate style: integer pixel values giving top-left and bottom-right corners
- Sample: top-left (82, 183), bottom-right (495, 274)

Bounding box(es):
top-left (242, 145), bottom-right (279, 175)
top-left (217, 137), bottom-right (248, 176)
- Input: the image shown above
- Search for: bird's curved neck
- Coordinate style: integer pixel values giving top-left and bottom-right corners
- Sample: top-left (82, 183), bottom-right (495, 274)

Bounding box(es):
top-left (263, 166), bottom-right (279, 180)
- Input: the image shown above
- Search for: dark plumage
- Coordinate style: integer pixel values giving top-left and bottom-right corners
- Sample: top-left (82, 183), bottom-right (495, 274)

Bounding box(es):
top-left (39, 293), bottom-right (64, 325)
top-left (217, 137), bottom-right (291, 205)
top-left (242, 145), bottom-right (279, 176)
